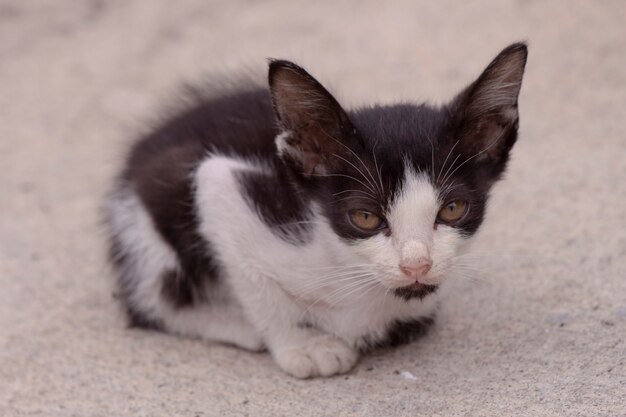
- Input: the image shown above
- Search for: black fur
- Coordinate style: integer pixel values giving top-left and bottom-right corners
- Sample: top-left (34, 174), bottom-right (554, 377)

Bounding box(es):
top-left (237, 169), bottom-right (313, 245)
top-left (360, 316), bottom-right (436, 352)
top-left (383, 316), bottom-right (436, 348)
top-left (106, 43), bottom-right (527, 326)
top-left (393, 282), bottom-right (439, 301)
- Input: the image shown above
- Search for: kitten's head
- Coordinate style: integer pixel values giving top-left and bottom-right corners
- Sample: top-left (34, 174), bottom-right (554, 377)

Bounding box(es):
top-left (269, 43), bottom-right (527, 300)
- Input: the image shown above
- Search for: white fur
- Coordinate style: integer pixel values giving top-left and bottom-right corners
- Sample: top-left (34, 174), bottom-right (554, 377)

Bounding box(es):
top-left (274, 131), bottom-right (294, 159)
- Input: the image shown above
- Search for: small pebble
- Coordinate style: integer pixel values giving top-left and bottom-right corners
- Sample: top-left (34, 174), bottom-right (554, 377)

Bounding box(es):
top-left (399, 370), bottom-right (417, 380)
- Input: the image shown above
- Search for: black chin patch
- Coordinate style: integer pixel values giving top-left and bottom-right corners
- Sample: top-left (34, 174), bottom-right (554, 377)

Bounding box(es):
top-left (393, 283), bottom-right (439, 301)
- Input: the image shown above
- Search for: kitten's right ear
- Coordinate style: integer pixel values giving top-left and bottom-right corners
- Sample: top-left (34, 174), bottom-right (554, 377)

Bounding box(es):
top-left (268, 60), bottom-right (355, 176)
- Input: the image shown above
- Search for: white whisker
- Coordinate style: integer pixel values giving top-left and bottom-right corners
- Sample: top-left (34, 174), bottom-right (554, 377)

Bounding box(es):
top-left (293, 263), bottom-right (377, 272)
top-left (427, 136), bottom-right (436, 183)
top-left (323, 277), bottom-right (377, 303)
top-left (372, 141), bottom-right (385, 195)
top-left (437, 139), bottom-right (459, 184)
top-left (290, 269), bottom-right (379, 295)
top-left (322, 130), bottom-right (381, 195)
top-left (332, 195), bottom-right (380, 205)
top-left (311, 173), bottom-right (376, 195)
top-left (293, 271), bottom-right (377, 294)
top-left (296, 274), bottom-right (378, 319)
top-left (440, 139), bottom-right (500, 187)
top-left (326, 279), bottom-right (380, 309)
top-left (333, 189), bottom-right (377, 199)
top-left (439, 153), bottom-right (462, 187)
top-left (331, 153), bottom-right (378, 196)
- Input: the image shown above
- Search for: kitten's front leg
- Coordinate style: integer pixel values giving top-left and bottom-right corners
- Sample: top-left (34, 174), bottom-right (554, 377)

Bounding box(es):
top-left (239, 275), bottom-right (358, 378)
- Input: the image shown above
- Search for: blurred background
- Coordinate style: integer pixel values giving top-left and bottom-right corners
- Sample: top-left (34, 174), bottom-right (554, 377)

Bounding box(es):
top-left (1, 1), bottom-right (624, 416)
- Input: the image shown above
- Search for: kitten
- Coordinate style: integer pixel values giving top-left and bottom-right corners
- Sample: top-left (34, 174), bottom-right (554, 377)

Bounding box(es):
top-left (104, 43), bottom-right (528, 378)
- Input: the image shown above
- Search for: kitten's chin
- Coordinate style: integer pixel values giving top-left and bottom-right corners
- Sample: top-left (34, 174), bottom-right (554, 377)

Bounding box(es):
top-left (392, 282), bottom-right (439, 301)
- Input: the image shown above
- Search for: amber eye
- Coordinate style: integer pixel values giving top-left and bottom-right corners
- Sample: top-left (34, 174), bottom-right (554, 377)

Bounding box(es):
top-left (437, 200), bottom-right (468, 223)
top-left (349, 210), bottom-right (384, 231)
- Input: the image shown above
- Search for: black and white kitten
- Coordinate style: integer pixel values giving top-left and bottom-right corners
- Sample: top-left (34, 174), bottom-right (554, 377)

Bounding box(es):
top-left (104, 43), bottom-right (528, 378)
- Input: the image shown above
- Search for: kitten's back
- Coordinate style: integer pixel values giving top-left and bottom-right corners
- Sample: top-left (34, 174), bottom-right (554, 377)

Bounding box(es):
top-left (124, 87), bottom-right (277, 180)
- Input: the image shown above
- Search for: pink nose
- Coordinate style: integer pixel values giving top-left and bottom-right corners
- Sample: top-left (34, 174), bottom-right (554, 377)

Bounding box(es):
top-left (399, 258), bottom-right (432, 279)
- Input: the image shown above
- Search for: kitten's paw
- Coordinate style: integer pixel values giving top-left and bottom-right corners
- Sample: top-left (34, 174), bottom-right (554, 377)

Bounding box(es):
top-left (307, 335), bottom-right (358, 377)
top-left (274, 335), bottom-right (358, 378)
top-left (274, 347), bottom-right (318, 379)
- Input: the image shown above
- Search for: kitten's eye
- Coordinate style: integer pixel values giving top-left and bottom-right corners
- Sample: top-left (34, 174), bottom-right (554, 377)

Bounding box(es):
top-left (437, 200), bottom-right (468, 223)
top-left (349, 210), bottom-right (384, 231)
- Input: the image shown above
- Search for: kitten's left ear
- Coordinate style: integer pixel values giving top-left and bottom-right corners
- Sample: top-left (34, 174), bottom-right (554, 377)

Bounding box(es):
top-left (452, 43), bottom-right (528, 168)
top-left (268, 59), bottom-right (356, 176)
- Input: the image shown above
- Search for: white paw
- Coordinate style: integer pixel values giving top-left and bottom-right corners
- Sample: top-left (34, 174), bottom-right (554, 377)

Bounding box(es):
top-left (274, 335), bottom-right (358, 378)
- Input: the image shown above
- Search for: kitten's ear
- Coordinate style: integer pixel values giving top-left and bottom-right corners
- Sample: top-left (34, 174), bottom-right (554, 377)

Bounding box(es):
top-left (452, 43), bottom-right (528, 167)
top-left (268, 59), bottom-right (355, 176)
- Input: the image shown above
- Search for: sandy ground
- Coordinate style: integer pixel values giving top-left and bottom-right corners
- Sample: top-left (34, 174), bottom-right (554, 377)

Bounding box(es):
top-left (1, 1), bottom-right (625, 416)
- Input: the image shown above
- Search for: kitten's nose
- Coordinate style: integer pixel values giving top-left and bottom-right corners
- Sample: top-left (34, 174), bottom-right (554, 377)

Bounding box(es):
top-left (399, 258), bottom-right (432, 279)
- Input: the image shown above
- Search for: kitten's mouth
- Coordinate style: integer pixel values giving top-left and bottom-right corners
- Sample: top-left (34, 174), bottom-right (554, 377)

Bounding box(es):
top-left (393, 281), bottom-right (439, 301)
